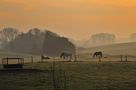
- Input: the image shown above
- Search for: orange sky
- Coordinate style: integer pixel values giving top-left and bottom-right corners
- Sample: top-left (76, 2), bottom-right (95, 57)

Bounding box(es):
top-left (0, 0), bottom-right (136, 40)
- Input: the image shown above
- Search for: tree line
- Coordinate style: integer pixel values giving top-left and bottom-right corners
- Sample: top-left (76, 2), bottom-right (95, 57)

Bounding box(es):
top-left (0, 27), bottom-right (75, 56)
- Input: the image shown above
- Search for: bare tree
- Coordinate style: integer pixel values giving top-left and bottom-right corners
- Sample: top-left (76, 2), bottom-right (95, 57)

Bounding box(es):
top-left (0, 27), bottom-right (19, 42)
top-left (0, 27), bottom-right (20, 49)
top-left (28, 28), bottom-right (41, 36)
top-left (7, 28), bottom-right (45, 54)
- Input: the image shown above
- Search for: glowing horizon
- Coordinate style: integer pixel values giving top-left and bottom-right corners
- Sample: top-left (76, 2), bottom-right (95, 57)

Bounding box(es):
top-left (0, 0), bottom-right (136, 40)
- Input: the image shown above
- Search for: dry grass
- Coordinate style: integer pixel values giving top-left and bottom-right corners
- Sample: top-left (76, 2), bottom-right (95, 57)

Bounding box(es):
top-left (0, 61), bottom-right (136, 90)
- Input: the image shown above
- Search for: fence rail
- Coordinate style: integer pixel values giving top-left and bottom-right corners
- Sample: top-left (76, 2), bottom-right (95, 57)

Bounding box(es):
top-left (0, 54), bottom-right (136, 65)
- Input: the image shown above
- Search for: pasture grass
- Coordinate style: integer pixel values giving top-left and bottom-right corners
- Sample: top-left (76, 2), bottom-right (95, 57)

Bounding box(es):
top-left (0, 61), bottom-right (136, 90)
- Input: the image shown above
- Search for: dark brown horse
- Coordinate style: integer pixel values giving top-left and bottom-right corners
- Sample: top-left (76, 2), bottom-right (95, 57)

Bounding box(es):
top-left (41, 56), bottom-right (50, 60)
top-left (93, 52), bottom-right (103, 59)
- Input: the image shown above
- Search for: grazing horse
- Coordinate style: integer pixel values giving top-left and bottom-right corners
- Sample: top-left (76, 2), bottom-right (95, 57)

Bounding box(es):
top-left (93, 52), bottom-right (103, 59)
top-left (60, 52), bottom-right (72, 61)
top-left (41, 56), bottom-right (50, 60)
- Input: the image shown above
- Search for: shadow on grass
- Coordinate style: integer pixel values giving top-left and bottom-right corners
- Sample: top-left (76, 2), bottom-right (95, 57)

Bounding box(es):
top-left (0, 69), bottom-right (49, 74)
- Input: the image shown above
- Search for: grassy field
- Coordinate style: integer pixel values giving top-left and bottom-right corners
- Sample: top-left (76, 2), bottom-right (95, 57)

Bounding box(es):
top-left (0, 61), bottom-right (136, 90)
top-left (78, 42), bottom-right (136, 56)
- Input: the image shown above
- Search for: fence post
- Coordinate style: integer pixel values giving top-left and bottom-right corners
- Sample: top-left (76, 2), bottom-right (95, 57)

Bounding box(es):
top-left (2, 58), bottom-right (3, 65)
top-left (63, 71), bottom-right (67, 90)
top-left (7, 57), bottom-right (8, 64)
top-left (95, 87), bottom-right (98, 90)
top-left (121, 55), bottom-right (123, 62)
top-left (23, 58), bottom-right (24, 64)
top-left (18, 58), bottom-right (19, 64)
top-left (109, 87), bottom-right (112, 90)
top-left (125, 55), bottom-right (128, 62)
top-left (52, 62), bottom-right (56, 90)
top-left (74, 55), bottom-right (77, 62)
top-left (31, 56), bottom-right (33, 63)
top-left (41, 58), bottom-right (43, 63)
top-left (99, 56), bottom-right (101, 62)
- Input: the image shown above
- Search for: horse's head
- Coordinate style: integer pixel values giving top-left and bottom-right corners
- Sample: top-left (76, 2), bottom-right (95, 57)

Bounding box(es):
top-left (60, 52), bottom-right (64, 58)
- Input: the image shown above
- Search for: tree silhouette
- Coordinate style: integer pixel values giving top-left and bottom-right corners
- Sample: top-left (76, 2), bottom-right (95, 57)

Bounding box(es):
top-left (0, 27), bottom-right (19, 49)
top-left (43, 31), bottom-right (75, 56)
top-left (8, 28), bottom-right (45, 54)
top-left (6, 29), bottom-right (75, 56)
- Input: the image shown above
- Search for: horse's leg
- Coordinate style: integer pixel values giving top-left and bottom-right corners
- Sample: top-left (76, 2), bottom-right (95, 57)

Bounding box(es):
top-left (61, 54), bottom-right (63, 59)
top-left (93, 53), bottom-right (97, 59)
top-left (69, 55), bottom-right (72, 62)
top-left (65, 56), bottom-right (67, 60)
top-left (101, 53), bottom-right (103, 58)
top-left (67, 56), bottom-right (69, 60)
top-left (93, 54), bottom-right (95, 59)
top-left (66, 56), bottom-right (68, 59)
top-left (96, 55), bottom-right (98, 59)
top-left (64, 56), bottom-right (65, 59)
top-left (61, 55), bottom-right (63, 59)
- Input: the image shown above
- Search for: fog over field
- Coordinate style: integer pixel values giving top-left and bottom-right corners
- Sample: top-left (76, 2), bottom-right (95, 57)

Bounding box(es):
top-left (1, 1), bottom-right (136, 90)
top-left (71, 33), bottom-right (136, 48)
